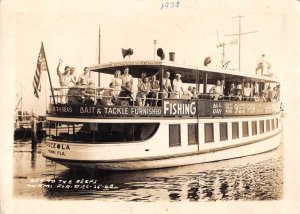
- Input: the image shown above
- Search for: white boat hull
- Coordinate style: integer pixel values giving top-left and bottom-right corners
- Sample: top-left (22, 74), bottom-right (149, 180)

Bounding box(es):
top-left (45, 131), bottom-right (281, 170)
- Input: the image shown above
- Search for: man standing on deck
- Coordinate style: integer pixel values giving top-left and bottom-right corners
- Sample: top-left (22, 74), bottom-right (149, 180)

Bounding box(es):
top-left (209, 80), bottom-right (223, 100)
top-left (255, 54), bottom-right (270, 75)
top-left (78, 67), bottom-right (90, 86)
top-left (172, 74), bottom-right (184, 99)
top-left (121, 67), bottom-right (133, 87)
top-left (57, 58), bottom-right (71, 104)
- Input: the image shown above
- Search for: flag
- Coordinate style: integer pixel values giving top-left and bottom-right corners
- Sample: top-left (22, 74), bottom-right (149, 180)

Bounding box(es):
top-left (33, 44), bottom-right (48, 98)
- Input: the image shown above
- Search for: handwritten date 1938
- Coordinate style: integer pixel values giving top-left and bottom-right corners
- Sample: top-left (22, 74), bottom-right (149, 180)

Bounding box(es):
top-left (161, 1), bottom-right (180, 10)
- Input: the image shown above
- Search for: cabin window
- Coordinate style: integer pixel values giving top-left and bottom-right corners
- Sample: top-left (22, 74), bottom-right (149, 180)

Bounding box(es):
top-left (205, 123), bottom-right (214, 143)
top-left (252, 121), bottom-right (257, 136)
top-left (49, 122), bottom-right (159, 143)
top-left (232, 122), bottom-right (239, 139)
top-left (276, 118), bottom-right (279, 128)
top-left (266, 120), bottom-right (270, 132)
top-left (242, 121), bottom-right (249, 137)
top-left (260, 120), bottom-right (265, 134)
top-left (188, 124), bottom-right (198, 145)
top-left (272, 119), bottom-right (275, 130)
top-left (219, 122), bottom-right (228, 141)
top-left (169, 124), bottom-right (181, 147)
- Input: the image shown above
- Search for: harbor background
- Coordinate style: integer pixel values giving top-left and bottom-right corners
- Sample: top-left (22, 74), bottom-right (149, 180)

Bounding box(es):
top-left (1, 0), bottom-right (300, 213)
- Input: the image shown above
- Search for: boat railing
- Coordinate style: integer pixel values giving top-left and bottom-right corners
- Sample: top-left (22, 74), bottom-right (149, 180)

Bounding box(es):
top-left (49, 87), bottom-right (279, 107)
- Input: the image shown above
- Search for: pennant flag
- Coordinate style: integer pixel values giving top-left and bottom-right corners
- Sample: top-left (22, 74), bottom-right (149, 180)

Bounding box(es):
top-left (33, 44), bottom-right (48, 98)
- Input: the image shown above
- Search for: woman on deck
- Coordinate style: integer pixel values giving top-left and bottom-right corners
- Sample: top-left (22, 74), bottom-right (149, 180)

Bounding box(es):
top-left (117, 81), bottom-right (134, 106)
top-left (100, 82), bottom-right (116, 106)
top-left (111, 70), bottom-right (122, 96)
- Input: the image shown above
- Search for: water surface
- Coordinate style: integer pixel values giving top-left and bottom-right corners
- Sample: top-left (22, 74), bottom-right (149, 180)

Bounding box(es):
top-left (13, 140), bottom-right (283, 201)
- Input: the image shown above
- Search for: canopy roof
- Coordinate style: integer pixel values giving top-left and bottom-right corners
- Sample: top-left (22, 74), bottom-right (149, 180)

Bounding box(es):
top-left (89, 60), bottom-right (279, 84)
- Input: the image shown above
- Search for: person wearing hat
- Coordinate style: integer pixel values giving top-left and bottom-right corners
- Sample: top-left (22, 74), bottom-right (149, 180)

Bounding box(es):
top-left (172, 73), bottom-right (184, 98)
top-left (256, 54), bottom-right (270, 75)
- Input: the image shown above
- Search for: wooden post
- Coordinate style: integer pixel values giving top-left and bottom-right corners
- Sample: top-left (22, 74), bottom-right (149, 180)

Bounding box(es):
top-left (203, 72), bottom-right (208, 97)
top-left (31, 115), bottom-right (37, 144)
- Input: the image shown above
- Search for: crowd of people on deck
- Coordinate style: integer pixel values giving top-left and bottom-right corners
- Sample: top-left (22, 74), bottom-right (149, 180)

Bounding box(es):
top-left (56, 58), bottom-right (280, 106)
top-left (57, 59), bottom-right (93, 104)
top-left (209, 79), bottom-right (280, 102)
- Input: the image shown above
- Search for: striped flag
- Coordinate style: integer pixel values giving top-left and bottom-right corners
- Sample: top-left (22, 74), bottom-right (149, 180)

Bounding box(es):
top-left (33, 44), bottom-right (48, 98)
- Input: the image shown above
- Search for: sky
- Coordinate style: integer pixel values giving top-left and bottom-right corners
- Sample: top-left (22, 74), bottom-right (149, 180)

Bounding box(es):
top-left (1, 0), bottom-right (299, 116)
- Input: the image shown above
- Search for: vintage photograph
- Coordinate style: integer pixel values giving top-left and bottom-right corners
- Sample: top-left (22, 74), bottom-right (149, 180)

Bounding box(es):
top-left (1, 0), bottom-right (299, 213)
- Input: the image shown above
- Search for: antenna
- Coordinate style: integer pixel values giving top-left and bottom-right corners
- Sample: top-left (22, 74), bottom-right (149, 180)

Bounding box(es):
top-left (225, 15), bottom-right (257, 72)
top-left (216, 31), bottom-right (234, 68)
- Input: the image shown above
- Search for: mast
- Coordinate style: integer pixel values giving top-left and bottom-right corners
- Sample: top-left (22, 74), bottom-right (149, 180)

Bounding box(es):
top-left (98, 25), bottom-right (101, 87)
top-left (153, 40), bottom-right (157, 60)
top-left (225, 15), bottom-right (257, 72)
top-left (21, 84), bottom-right (23, 119)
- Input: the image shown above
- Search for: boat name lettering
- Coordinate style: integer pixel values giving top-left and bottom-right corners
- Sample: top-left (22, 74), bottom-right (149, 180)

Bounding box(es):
top-left (53, 106), bottom-right (72, 113)
top-left (46, 142), bottom-right (70, 150)
top-left (164, 101), bottom-right (196, 115)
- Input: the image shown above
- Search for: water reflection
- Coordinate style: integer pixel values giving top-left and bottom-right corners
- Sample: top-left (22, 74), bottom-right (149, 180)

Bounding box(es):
top-left (14, 140), bottom-right (283, 201)
top-left (31, 140), bottom-right (38, 169)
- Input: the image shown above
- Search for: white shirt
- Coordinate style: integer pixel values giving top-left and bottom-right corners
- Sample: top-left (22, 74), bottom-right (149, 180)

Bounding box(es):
top-left (210, 85), bottom-right (221, 95)
top-left (78, 73), bottom-right (90, 85)
top-left (220, 83), bottom-right (225, 95)
top-left (243, 87), bottom-right (252, 97)
top-left (163, 78), bottom-right (171, 91)
top-left (183, 90), bottom-right (193, 99)
top-left (121, 74), bottom-right (133, 86)
top-left (172, 79), bottom-right (183, 93)
top-left (257, 57), bottom-right (266, 64)
top-left (112, 77), bottom-right (122, 95)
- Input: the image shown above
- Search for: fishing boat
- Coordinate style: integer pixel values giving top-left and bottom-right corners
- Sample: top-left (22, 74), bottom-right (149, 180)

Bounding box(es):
top-left (42, 52), bottom-right (282, 170)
